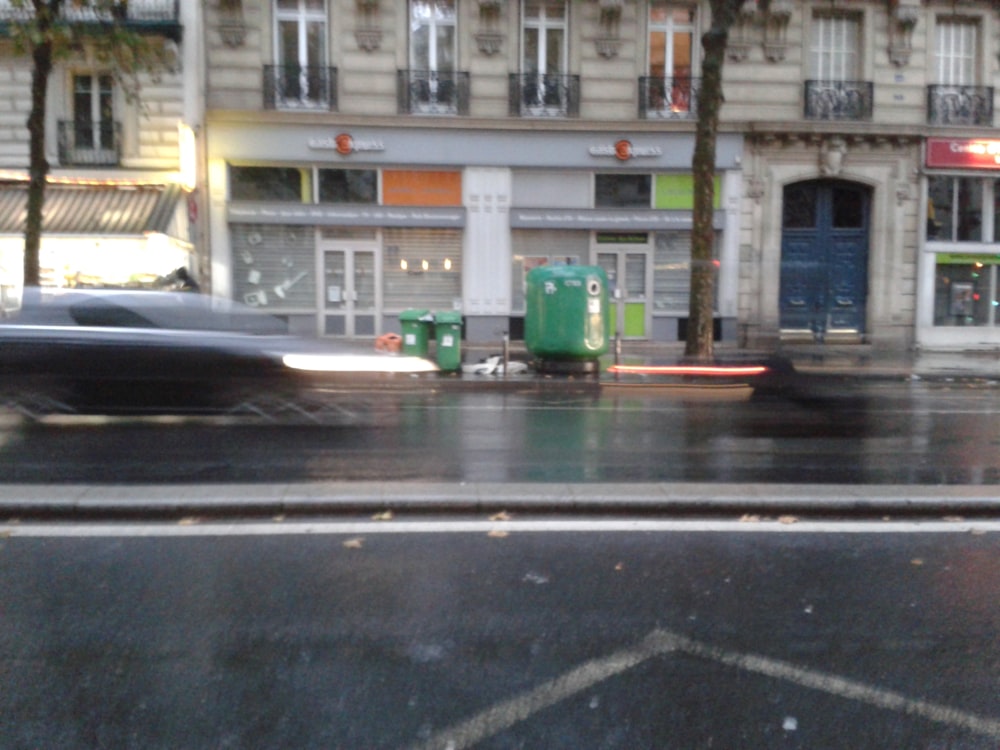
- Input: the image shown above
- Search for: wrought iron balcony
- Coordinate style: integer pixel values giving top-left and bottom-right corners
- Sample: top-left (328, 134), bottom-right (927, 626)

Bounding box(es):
top-left (397, 70), bottom-right (469, 116)
top-left (927, 85), bottom-right (994, 127)
top-left (508, 73), bottom-right (580, 118)
top-left (639, 76), bottom-right (698, 119)
top-left (804, 80), bottom-right (873, 121)
top-left (263, 65), bottom-right (337, 111)
top-left (0, 0), bottom-right (181, 41)
top-left (57, 120), bottom-right (121, 167)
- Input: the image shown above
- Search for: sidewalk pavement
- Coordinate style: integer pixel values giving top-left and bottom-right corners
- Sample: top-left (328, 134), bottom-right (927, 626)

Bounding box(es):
top-left (454, 340), bottom-right (1000, 384)
top-left (3, 482), bottom-right (1000, 520)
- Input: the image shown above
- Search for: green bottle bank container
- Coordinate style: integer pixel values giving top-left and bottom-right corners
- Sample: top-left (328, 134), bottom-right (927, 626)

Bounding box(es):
top-left (524, 265), bottom-right (609, 362)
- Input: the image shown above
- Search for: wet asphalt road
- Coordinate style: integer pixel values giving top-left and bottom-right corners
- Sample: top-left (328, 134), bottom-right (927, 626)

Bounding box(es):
top-left (4, 380), bottom-right (1000, 748)
top-left (1, 379), bottom-right (998, 485)
top-left (3, 518), bottom-right (999, 749)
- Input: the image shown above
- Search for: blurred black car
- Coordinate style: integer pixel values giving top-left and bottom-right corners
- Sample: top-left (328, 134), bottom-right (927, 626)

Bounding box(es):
top-left (0, 287), bottom-right (437, 418)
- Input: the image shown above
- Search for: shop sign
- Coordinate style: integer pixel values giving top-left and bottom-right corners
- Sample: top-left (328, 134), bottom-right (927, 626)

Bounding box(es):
top-left (308, 133), bottom-right (386, 155)
top-left (926, 137), bottom-right (1000, 170)
top-left (228, 202), bottom-right (464, 228)
top-left (935, 252), bottom-right (1000, 265)
top-left (589, 139), bottom-right (663, 161)
top-left (510, 208), bottom-right (724, 230)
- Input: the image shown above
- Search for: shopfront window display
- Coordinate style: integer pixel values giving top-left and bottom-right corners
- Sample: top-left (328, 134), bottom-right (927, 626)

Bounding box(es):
top-left (934, 255), bottom-right (1000, 327)
top-left (926, 176), bottom-right (1000, 327)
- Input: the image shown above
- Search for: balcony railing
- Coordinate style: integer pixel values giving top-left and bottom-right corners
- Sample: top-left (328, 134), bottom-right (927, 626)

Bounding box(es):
top-left (804, 80), bottom-right (873, 121)
top-left (508, 73), bottom-right (580, 118)
top-left (927, 85), bottom-right (994, 127)
top-left (0, 0), bottom-right (181, 41)
top-left (639, 76), bottom-right (699, 120)
top-left (57, 120), bottom-right (121, 167)
top-left (397, 70), bottom-right (469, 116)
top-left (263, 65), bottom-right (337, 111)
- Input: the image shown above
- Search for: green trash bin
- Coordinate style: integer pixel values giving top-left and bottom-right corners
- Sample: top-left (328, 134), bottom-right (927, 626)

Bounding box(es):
top-left (399, 309), bottom-right (433, 357)
top-left (525, 265), bottom-right (609, 361)
top-left (434, 311), bottom-right (464, 372)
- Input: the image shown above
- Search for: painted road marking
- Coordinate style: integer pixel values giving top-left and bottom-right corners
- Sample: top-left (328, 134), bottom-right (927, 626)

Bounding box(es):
top-left (2, 518), bottom-right (999, 537)
top-left (3, 519), bottom-right (998, 743)
top-left (409, 628), bottom-right (1000, 750)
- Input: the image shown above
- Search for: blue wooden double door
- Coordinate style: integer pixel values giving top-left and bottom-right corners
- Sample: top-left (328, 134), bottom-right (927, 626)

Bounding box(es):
top-left (780, 180), bottom-right (870, 337)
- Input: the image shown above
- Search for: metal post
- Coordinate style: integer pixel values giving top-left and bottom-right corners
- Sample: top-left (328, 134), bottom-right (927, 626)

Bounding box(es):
top-left (614, 333), bottom-right (622, 381)
top-left (502, 331), bottom-right (510, 379)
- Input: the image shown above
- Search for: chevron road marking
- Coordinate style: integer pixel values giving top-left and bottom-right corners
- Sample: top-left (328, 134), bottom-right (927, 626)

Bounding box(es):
top-left (408, 628), bottom-right (1000, 750)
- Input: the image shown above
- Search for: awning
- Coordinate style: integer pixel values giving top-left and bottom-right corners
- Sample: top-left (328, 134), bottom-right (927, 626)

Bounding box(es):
top-left (0, 183), bottom-right (185, 236)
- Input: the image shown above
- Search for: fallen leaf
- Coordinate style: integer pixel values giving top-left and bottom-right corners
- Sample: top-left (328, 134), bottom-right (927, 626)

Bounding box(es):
top-left (943, 516), bottom-right (964, 523)
top-left (614, 562), bottom-right (625, 572)
top-left (488, 530), bottom-right (509, 538)
top-left (343, 538), bottom-right (365, 549)
top-left (778, 515), bottom-right (798, 525)
top-left (272, 514), bottom-right (286, 523)
top-left (372, 510), bottom-right (394, 521)
top-left (178, 517), bottom-right (200, 526)
top-left (911, 558), bottom-right (924, 566)
top-left (490, 511), bottom-right (512, 522)
top-left (739, 514), bottom-right (761, 523)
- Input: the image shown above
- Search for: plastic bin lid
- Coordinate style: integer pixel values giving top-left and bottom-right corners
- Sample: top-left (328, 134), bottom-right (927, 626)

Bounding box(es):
top-left (434, 311), bottom-right (463, 324)
top-left (399, 309), bottom-right (432, 321)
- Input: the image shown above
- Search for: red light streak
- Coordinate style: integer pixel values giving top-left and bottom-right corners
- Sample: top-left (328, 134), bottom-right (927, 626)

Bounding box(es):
top-left (607, 364), bottom-right (769, 377)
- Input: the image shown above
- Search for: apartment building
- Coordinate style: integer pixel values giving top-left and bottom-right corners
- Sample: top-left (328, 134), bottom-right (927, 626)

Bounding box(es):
top-left (0, 0), bottom-right (196, 291)
top-left (7, 1), bottom-right (996, 350)
top-left (725, 0), bottom-right (1000, 351)
top-left (203, 0), bottom-right (743, 342)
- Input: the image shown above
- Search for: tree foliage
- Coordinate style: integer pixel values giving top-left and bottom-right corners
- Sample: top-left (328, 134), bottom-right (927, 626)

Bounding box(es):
top-left (686, 0), bottom-right (744, 360)
top-left (8, 0), bottom-right (176, 286)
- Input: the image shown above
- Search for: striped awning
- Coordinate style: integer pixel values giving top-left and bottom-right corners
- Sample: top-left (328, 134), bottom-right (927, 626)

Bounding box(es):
top-left (0, 183), bottom-right (185, 236)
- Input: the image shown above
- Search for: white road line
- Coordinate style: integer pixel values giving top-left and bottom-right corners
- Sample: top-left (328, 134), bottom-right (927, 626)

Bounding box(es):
top-left (410, 628), bottom-right (1000, 750)
top-left (1, 519), bottom-right (999, 538)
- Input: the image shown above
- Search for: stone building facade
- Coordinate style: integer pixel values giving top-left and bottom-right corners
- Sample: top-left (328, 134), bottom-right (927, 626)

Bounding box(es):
top-left (0, 0), bottom-right (197, 292)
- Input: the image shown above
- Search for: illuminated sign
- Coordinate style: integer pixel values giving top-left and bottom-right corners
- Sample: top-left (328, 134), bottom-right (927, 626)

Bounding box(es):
top-left (926, 137), bottom-right (1000, 170)
top-left (308, 133), bottom-right (385, 155)
top-left (589, 139), bottom-right (663, 161)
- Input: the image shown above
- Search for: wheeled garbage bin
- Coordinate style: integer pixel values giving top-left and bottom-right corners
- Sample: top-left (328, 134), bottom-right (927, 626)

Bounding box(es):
top-left (525, 265), bottom-right (609, 373)
top-left (434, 311), bottom-right (463, 372)
top-left (399, 309), bottom-right (433, 357)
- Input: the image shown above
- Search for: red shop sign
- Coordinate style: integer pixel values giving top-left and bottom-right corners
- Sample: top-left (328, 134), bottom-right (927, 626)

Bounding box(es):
top-left (927, 137), bottom-right (1000, 170)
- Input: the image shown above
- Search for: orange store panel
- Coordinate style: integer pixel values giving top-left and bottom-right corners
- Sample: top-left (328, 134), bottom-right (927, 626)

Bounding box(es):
top-left (383, 170), bottom-right (462, 206)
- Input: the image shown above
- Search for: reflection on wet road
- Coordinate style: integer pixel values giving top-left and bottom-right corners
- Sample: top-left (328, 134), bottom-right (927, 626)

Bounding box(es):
top-left (1, 381), bottom-right (998, 484)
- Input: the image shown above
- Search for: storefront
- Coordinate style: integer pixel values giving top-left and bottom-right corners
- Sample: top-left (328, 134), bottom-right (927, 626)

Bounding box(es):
top-left (207, 121), bottom-right (742, 342)
top-left (0, 181), bottom-right (193, 299)
top-left (920, 137), bottom-right (1000, 349)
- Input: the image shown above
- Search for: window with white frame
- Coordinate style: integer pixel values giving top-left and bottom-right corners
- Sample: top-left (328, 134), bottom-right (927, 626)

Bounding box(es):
top-left (408, 0), bottom-right (458, 113)
top-left (410, 0), bottom-right (456, 75)
top-left (809, 14), bottom-right (860, 81)
top-left (647, 4), bottom-right (695, 115)
top-left (72, 73), bottom-right (114, 152)
top-left (522, 2), bottom-right (567, 76)
top-left (520, 1), bottom-right (568, 113)
top-left (935, 18), bottom-right (977, 85)
top-left (273, 0), bottom-right (328, 107)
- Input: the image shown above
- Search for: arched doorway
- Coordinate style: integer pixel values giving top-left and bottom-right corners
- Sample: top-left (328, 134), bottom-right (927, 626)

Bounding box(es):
top-left (780, 180), bottom-right (870, 339)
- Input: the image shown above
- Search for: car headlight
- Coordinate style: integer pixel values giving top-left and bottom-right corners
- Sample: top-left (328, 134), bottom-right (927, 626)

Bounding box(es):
top-left (282, 353), bottom-right (439, 373)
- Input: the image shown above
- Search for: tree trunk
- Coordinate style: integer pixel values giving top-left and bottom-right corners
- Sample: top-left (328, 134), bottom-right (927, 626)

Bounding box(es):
top-left (24, 3), bottom-right (58, 288)
top-left (685, 4), bottom-right (735, 361)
